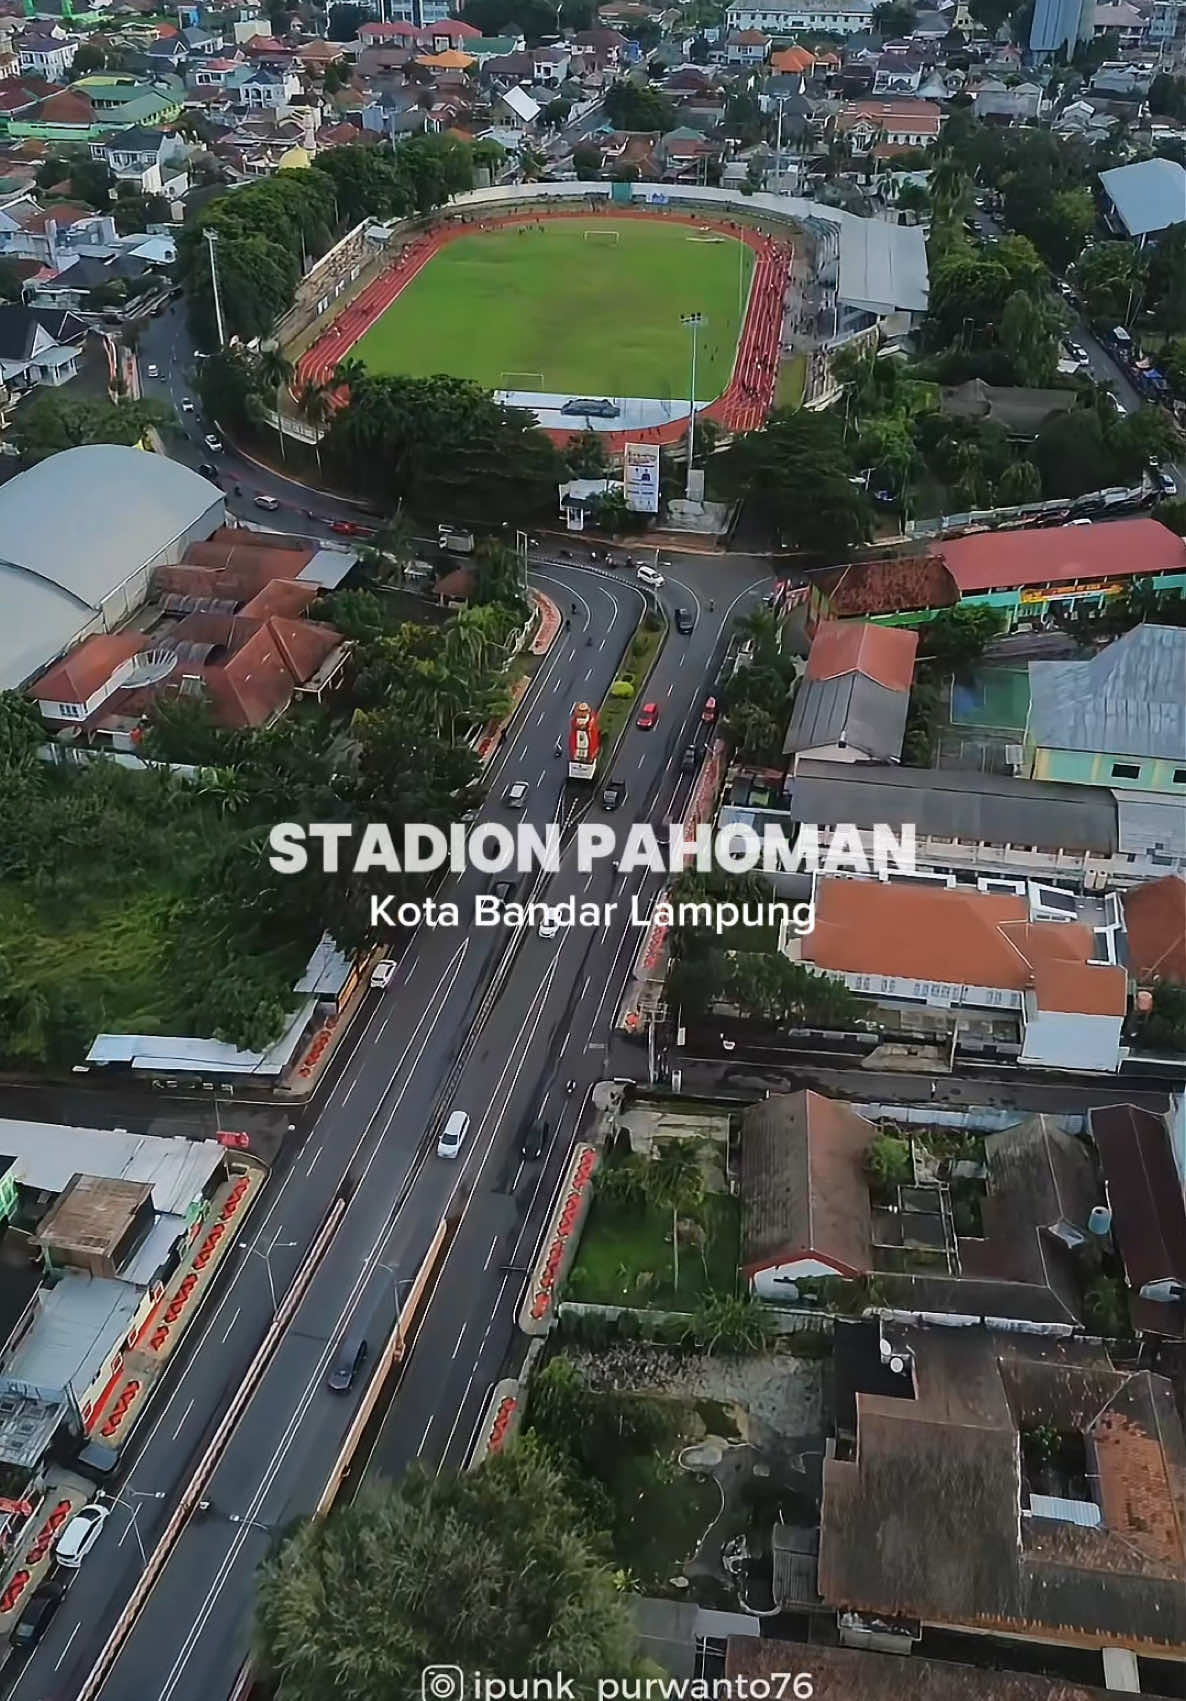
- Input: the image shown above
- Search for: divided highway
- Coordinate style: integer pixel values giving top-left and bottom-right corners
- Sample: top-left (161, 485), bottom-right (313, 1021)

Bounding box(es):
top-left (9, 524), bottom-right (767, 1699)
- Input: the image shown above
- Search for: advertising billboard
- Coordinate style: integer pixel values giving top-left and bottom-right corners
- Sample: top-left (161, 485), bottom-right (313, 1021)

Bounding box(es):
top-left (623, 441), bottom-right (660, 514)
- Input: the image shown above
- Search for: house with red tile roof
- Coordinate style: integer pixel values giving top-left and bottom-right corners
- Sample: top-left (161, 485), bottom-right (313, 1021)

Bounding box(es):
top-left (810, 1325), bottom-right (1186, 1659)
top-left (740, 1090), bottom-right (1103, 1326)
top-left (1123, 874), bottom-right (1186, 985)
top-left (1091, 1101), bottom-right (1186, 1336)
top-left (793, 876), bottom-right (1129, 1071)
top-left (785, 618), bottom-right (917, 766)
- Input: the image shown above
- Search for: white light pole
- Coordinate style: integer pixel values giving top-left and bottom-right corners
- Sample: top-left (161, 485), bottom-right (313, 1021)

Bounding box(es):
top-left (681, 311), bottom-right (704, 498)
top-left (243, 1240), bottom-right (297, 1312)
top-left (204, 227), bottom-right (226, 351)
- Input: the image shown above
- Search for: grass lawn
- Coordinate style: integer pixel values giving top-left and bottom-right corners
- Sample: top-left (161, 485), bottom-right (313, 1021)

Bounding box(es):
top-left (0, 885), bottom-right (177, 1040)
top-left (352, 221), bottom-right (753, 400)
top-left (775, 351), bottom-right (807, 409)
top-left (610, 1417), bottom-right (721, 1586)
top-left (567, 1192), bottom-right (740, 1313)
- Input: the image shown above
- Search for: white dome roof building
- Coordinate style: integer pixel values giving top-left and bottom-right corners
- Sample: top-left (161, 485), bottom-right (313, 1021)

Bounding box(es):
top-left (0, 445), bottom-right (225, 691)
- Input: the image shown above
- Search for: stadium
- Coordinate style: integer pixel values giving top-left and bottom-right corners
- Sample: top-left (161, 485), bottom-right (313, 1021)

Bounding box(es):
top-left (287, 182), bottom-right (928, 449)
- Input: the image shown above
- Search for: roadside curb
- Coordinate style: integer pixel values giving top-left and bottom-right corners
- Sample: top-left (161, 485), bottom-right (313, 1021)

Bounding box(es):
top-left (519, 1142), bottom-right (599, 1336)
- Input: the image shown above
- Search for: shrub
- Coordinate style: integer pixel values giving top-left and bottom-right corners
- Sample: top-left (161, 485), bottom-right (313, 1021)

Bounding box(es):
top-left (609, 678), bottom-right (635, 699)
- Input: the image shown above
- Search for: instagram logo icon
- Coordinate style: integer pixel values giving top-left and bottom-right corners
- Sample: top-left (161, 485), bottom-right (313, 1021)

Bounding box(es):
top-left (422, 1667), bottom-right (465, 1701)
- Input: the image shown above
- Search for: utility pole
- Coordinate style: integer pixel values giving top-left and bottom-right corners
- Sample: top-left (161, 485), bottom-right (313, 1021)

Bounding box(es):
top-left (681, 311), bottom-right (703, 498)
top-left (204, 227), bottom-right (226, 350)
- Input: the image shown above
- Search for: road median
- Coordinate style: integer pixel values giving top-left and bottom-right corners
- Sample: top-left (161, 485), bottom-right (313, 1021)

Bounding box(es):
top-left (597, 603), bottom-right (668, 771)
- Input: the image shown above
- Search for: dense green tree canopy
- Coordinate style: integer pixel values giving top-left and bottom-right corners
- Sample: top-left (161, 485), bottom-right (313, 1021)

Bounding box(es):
top-left (254, 1448), bottom-right (638, 1700)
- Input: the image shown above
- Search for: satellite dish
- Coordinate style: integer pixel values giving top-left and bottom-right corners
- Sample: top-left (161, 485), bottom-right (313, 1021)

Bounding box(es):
top-left (889, 1355), bottom-right (905, 1375)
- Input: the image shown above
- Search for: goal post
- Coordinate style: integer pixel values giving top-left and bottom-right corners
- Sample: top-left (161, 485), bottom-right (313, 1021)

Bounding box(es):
top-left (582, 229), bottom-right (620, 244)
top-left (499, 370), bottom-right (544, 390)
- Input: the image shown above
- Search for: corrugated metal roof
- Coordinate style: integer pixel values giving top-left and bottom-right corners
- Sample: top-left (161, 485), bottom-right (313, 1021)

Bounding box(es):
top-left (0, 1119), bottom-right (224, 1216)
top-left (1100, 157), bottom-right (1186, 238)
top-left (0, 445), bottom-right (224, 690)
top-left (784, 760), bottom-right (1117, 850)
top-left (1027, 624), bottom-right (1186, 763)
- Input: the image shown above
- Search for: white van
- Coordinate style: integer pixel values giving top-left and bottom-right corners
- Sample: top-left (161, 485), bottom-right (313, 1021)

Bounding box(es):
top-left (636, 563), bottom-right (664, 590)
top-left (437, 1109), bottom-right (470, 1159)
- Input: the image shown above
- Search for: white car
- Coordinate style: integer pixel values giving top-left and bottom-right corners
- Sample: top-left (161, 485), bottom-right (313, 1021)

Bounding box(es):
top-left (204, 433), bottom-right (223, 453)
top-left (146, 363), bottom-right (160, 379)
top-left (505, 781), bottom-right (528, 808)
top-left (539, 910), bottom-right (560, 940)
top-left (180, 398), bottom-right (195, 413)
top-left (636, 563), bottom-right (664, 590)
top-left (55, 1501), bottom-right (110, 1569)
top-left (370, 959), bottom-right (396, 990)
top-left (437, 1109), bottom-right (470, 1160)
top-left (254, 494), bottom-right (280, 512)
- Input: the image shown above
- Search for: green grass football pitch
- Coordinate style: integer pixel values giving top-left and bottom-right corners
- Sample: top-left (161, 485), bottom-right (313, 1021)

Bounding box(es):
top-left (350, 220), bottom-right (754, 401)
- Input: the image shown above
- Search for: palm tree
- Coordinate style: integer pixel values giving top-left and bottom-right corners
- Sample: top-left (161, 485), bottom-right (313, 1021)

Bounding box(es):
top-left (295, 377), bottom-right (331, 473)
top-left (332, 357), bottom-right (366, 393)
top-left (648, 1140), bottom-right (705, 1294)
top-left (257, 345), bottom-right (294, 462)
top-left (735, 605), bottom-right (781, 661)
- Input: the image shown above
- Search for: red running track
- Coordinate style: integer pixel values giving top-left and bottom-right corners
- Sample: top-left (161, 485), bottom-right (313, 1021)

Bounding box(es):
top-left (294, 209), bottom-right (790, 444)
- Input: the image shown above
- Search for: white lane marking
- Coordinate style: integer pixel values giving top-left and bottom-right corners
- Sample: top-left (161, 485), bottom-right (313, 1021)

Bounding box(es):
top-left (417, 1415), bottom-right (434, 1455)
top-left (147, 941), bottom-right (479, 1701)
top-left (118, 941), bottom-right (469, 1501)
top-left (170, 1399), bottom-right (195, 1442)
top-left (54, 1624), bottom-right (80, 1669)
top-left (219, 1308), bottom-right (240, 1345)
top-left (305, 1147), bottom-right (321, 1177)
top-left (483, 1236), bottom-right (498, 1271)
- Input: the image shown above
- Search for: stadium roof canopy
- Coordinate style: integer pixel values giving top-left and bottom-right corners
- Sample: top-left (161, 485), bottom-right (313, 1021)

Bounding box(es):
top-left (0, 444), bottom-right (223, 689)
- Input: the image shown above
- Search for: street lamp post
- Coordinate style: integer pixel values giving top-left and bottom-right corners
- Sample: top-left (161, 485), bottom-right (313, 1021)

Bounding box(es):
top-left (243, 1240), bottom-right (297, 1312)
top-left (376, 1262), bottom-right (414, 1350)
top-left (680, 312), bottom-right (704, 499)
top-left (110, 1489), bottom-right (165, 1567)
top-left (203, 228), bottom-right (226, 351)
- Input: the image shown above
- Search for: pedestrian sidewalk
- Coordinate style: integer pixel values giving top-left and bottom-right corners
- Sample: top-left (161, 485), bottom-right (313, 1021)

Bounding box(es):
top-left (0, 1468), bottom-right (92, 1641)
top-left (82, 1159), bottom-right (267, 1452)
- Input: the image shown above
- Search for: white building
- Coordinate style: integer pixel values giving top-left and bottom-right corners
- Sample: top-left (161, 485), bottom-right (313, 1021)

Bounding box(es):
top-left (725, 0), bottom-right (874, 33)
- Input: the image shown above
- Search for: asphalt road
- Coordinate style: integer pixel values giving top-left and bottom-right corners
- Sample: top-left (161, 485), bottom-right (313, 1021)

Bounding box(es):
top-left (7, 402), bottom-right (769, 1699)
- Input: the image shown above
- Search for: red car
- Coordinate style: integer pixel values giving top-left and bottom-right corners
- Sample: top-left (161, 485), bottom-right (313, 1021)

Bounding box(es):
top-left (701, 696), bottom-right (718, 725)
top-left (330, 519), bottom-right (376, 539)
top-left (636, 702), bottom-right (659, 730)
top-left (217, 1130), bottom-right (251, 1150)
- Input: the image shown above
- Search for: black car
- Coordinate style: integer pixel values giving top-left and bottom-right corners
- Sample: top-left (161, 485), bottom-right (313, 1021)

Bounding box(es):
top-left (11, 1582), bottom-right (66, 1651)
top-left (680, 745), bottom-right (698, 773)
top-left (675, 607), bottom-right (695, 634)
top-left (198, 461), bottom-right (221, 483)
top-left (601, 780), bottom-right (626, 811)
top-left (520, 1119), bottom-right (549, 1160)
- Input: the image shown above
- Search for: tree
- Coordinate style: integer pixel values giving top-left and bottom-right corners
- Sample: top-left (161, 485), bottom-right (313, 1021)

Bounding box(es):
top-left (1145, 225), bottom-right (1186, 335)
top-left (721, 407), bottom-right (871, 558)
top-left (602, 81), bottom-right (675, 133)
top-left (649, 1140), bottom-right (704, 1294)
top-left (258, 344), bottom-right (294, 460)
top-left (254, 1448), bottom-right (638, 1698)
top-left (865, 1133), bottom-right (912, 1187)
top-left (1032, 403), bottom-right (1113, 498)
top-left (573, 142), bottom-right (602, 180)
top-left (327, 0), bottom-right (373, 37)
top-left (541, 97), bottom-right (571, 128)
top-left (0, 258), bottom-right (25, 303)
top-left (67, 155), bottom-right (114, 209)
top-left (995, 458), bottom-right (1042, 507)
top-left (68, 40), bottom-right (109, 77)
top-left (686, 1293), bottom-right (775, 1355)
top-left (873, 0), bottom-right (916, 31)
top-left (997, 288), bottom-right (1062, 386)
top-left (296, 377), bottom-right (332, 471)
top-left (1148, 71), bottom-right (1186, 121)
top-left (10, 392), bottom-right (170, 465)
top-left (916, 605), bottom-right (1006, 673)
top-left (0, 692), bottom-right (44, 778)
top-left (1074, 240), bottom-right (1146, 327)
